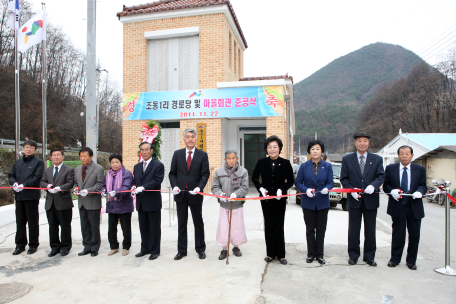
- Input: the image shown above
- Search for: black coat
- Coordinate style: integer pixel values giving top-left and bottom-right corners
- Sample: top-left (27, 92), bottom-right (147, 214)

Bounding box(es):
top-left (9, 155), bottom-right (45, 201)
top-left (383, 163), bottom-right (427, 219)
top-left (133, 158), bottom-right (165, 212)
top-left (340, 152), bottom-right (385, 210)
top-left (168, 148), bottom-right (210, 204)
top-left (252, 157), bottom-right (295, 197)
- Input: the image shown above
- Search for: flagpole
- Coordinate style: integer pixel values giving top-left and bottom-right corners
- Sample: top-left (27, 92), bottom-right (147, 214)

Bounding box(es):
top-left (14, 6), bottom-right (20, 160)
top-left (41, 3), bottom-right (47, 164)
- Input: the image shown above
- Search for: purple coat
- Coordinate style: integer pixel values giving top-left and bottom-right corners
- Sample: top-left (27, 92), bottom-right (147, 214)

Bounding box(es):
top-left (101, 167), bottom-right (134, 214)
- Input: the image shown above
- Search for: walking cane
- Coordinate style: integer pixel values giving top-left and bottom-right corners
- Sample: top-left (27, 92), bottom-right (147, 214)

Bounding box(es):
top-left (226, 200), bottom-right (234, 265)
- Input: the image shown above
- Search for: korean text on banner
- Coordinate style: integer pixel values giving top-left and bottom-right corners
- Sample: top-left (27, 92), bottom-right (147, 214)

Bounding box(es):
top-left (122, 86), bottom-right (284, 120)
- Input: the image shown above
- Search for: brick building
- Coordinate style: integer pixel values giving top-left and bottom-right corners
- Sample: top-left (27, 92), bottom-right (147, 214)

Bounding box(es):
top-left (117, 0), bottom-right (295, 187)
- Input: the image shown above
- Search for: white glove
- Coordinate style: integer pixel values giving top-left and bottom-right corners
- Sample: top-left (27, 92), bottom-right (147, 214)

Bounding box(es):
top-left (189, 187), bottom-right (200, 195)
top-left (351, 188), bottom-right (361, 201)
top-left (390, 189), bottom-right (401, 201)
top-left (135, 186), bottom-right (145, 194)
top-left (47, 184), bottom-right (53, 189)
top-left (80, 189), bottom-right (88, 197)
top-left (306, 188), bottom-right (315, 198)
top-left (73, 187), bottom-right (80, 196)
top-left (220, 192), bottom-right (228, 203)
top-left (276, 189), bottom-right (282, 200)
top-left (16, 184), bottom-right (24, 192)
top-left (49, 188), bottom-right (57, 194)
top-left (260, 187), bottom-right (269, 197)
top-left (12, 182), bottom-right (19, 192)
top-left (54, 186), bottom-right (61, 192)
top-left (173, 187), bottom-right (181, 195)
top-left (109, 191), bottom-right (116, 197)
top-left (412, 191), bottom-right (422, 199)
top-left (230, 192), bottom-right (237, 200)
top-left (101, 190), bottom-right (107, 198)
top-left (364, 185), bottom-right (375, 194)
top-left (321, 188), bottom-right (329, 195)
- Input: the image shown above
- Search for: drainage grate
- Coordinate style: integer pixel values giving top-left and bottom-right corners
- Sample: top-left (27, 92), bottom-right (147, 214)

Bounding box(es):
top-left (0, 283), bottom-right (32, 303)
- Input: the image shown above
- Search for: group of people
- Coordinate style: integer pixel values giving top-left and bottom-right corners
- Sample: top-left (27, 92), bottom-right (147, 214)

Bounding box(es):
top-left (7, 130), bottom-right (427, 270)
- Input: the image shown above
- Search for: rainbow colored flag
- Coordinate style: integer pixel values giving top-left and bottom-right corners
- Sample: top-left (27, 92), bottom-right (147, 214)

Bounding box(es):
top-left (18, 9), bottom-right (46, 53)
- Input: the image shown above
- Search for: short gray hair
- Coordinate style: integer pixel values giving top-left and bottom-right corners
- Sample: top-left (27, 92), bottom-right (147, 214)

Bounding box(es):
top-left (225, 149), bottom-right (238, 157)
top-left (183, 128), bottom-right (197, 138)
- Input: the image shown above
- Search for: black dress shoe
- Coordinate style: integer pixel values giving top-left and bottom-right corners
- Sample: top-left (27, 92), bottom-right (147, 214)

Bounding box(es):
top-left (12, 247), bottom-right (25, 255)
top-left (48, 250), bottom-right (60, 257)
top-left (61, 251), bottom-right (69, 256)
top-left (78, 250), bottom-right (90, 256)
top-left (387, 261), bottom-right (398, 267)
top-left (348, 258), bottom-right (358, 265)
top-left (264, 256), bottom-right (274, 263)
top-left (363, 259), bottom-right (377, 267)
top-left (406, 263), bottom-right (417, 270)
top-left (27, 248), bottom-right (37, 255)
top-left (174, 252), bottom-right (187, 260)
top-left (91, 252), bottom-right (98, 257)
top-left (149, 254), bottom-right (159, 260)
top-left (198, 252), bottom-right (206, 259)
top-left (280, 258), bottom-right (287, 265)
top-left (316, 257), bottom-right (326, 265)
top-left (306, 257), bottom-right (315, 263)
top-left (135, 251), bottom-right (150, 258)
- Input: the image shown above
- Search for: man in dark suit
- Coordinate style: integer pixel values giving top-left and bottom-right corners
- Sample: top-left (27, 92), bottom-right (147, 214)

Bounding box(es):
top-left (383, 145), bottom-right (426, 270)
top-left (169, 128), bottom-right (210, 260)
top-left (132, 142), bottom-right (165, 260)
top-left (340, 132), bottom-right (385, 266)
top-left (74, 147), bottom-right (105, 257)
top-left (40, 147), bottom-right (75, 257)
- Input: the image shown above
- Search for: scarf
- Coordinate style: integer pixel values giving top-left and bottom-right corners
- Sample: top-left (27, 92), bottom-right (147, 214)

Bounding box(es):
top-left (106, 166), bottom-right (123, 201)
top-left (224, 162), bottom-right (240, 190)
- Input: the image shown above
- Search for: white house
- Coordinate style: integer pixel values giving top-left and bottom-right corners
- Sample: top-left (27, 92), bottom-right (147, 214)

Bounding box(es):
top-left (377, 132), bottom-right (456, 167)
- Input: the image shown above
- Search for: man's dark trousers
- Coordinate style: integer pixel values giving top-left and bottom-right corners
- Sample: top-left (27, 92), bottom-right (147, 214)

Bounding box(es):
top-left (176, 192), bottom-right (205, 254)
top-left (390, 196), bottom-right (421, 265)
top-left (348, 197), bottom-right (377, 261)
top-left (15, 200), bottom-right (40, 249)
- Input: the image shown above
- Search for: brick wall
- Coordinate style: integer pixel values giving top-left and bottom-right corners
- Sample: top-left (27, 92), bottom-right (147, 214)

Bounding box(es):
top-left (122, 12), bottom-right (244, 172)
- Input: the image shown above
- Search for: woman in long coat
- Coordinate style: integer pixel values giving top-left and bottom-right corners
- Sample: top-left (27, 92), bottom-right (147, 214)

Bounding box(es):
top-left (252, 135), bottom-right (295, 265)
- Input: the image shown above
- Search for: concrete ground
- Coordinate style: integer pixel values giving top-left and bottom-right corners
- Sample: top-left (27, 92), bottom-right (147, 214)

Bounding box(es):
top-left (0, 189), bottom-right (455, 303)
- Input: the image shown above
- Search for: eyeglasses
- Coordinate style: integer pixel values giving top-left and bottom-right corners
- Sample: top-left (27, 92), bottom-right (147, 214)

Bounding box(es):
top-left (140, 149), bottom-right (151, 152)
top-left (23, 146), bottom-right (36, 150)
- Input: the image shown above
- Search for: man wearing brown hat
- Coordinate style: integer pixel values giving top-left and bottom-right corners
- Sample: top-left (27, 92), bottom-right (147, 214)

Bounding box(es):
top-left (340, 132), bottom-right (385, 266)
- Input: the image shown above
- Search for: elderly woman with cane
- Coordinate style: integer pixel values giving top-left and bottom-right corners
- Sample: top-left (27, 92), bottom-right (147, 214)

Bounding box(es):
top-left (100, 153), bottom-right (134, 256)
top-left (211, 149), bottom-right (249, 262)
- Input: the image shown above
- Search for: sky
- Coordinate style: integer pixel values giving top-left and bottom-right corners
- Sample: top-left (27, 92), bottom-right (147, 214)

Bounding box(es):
top-left (25, 0), bottom-right (456, 88)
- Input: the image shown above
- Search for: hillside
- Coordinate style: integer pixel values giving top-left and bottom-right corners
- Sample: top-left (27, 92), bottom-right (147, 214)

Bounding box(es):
top-left (293, 42), bottom-right (427, 152)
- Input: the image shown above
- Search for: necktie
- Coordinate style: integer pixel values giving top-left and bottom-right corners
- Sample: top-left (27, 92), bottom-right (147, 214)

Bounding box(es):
top-left (187, 151), bottom-right (192, 170)
top-left (82, 166), bottom-right (87, 182)
top-left (53, 166), bottom-right (59, 183)
top-left (401, 167), bottom-right (409, 204)
top-left (359, 155), bottom-right (365, 175)
top-left (143, 161), bottom-right (147, 173)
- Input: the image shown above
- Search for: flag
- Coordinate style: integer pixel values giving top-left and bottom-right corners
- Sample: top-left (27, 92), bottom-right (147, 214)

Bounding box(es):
top-left (8, 0), bottom-right (19, 30)
top-left (18, 9), bottom-right (46, 53)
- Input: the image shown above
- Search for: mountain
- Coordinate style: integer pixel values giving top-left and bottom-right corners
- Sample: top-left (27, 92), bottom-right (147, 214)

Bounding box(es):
top-left (293, 42), bottom-right (427, 152)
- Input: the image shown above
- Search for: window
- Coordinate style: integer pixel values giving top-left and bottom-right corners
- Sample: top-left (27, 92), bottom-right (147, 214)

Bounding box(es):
top-left (234, 41), bottom-right (237, 77)
top-left (148, 36), bottom-right (199, 91)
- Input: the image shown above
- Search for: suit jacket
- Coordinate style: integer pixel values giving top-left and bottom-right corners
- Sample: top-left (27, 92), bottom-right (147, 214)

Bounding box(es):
top-left (295, 159), bottom-right (334, 210)
top-left (252, 157), bottom-right (295, 197)
top-left (383, 163), bottom-right (427, 219)
top-left (40, 164), bottom-right (75, 211)
top-left (133, 158), bottom-right (165, 212)
top-left (340, 152), bottom-right (385, 210)
top-left (169, 148), bottom-right (210, 204)
top-left (74, 161), bottom-right (105, 210)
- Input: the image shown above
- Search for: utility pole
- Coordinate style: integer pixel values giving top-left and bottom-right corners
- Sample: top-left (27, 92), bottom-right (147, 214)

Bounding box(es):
top-left (41, 3), bottom-right (47, 164)
top-left (86, 0), bottom-right (97, 162)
